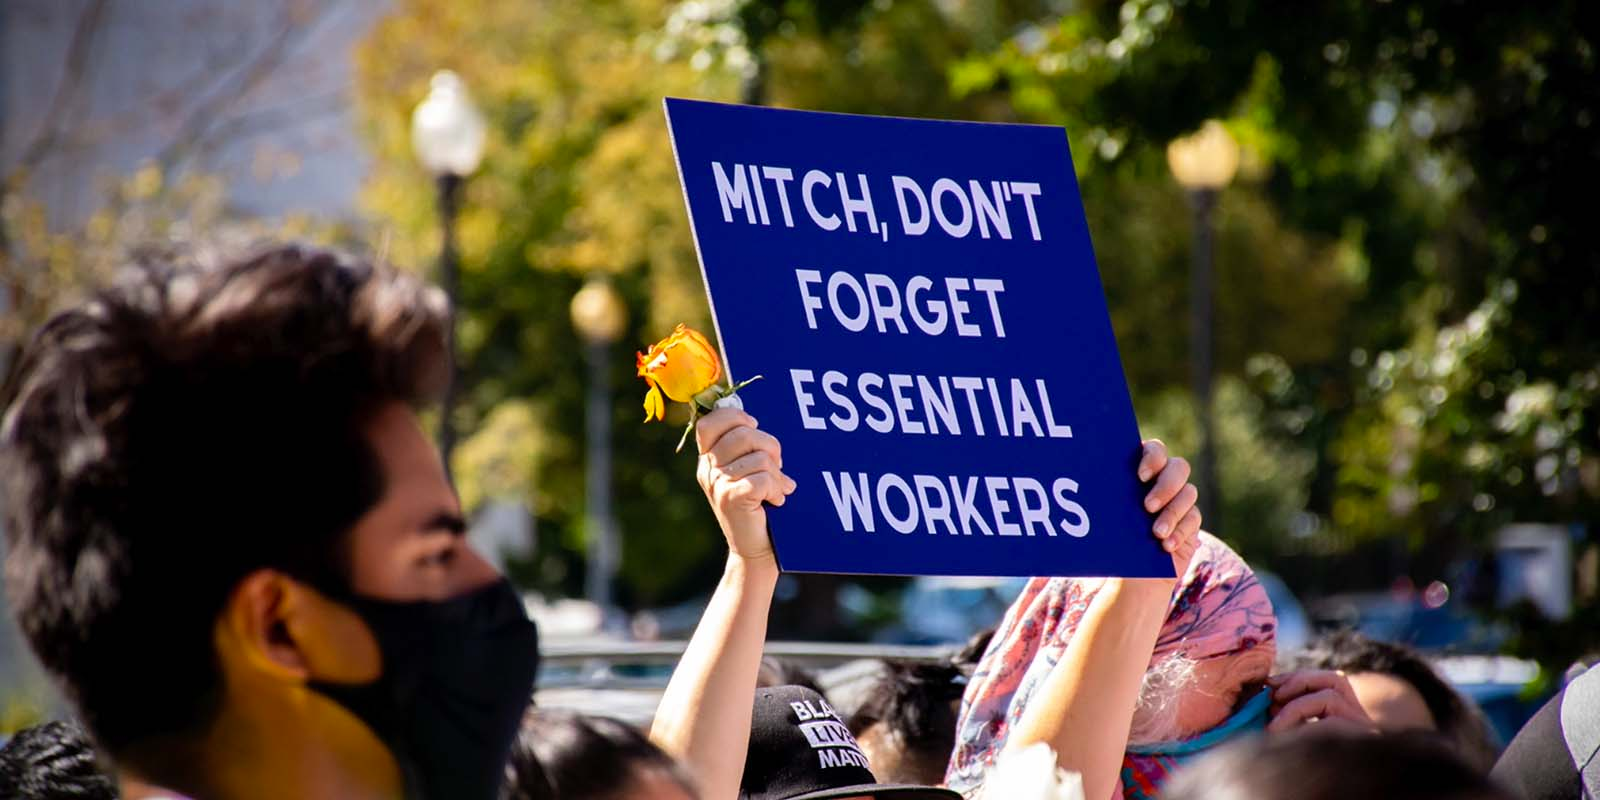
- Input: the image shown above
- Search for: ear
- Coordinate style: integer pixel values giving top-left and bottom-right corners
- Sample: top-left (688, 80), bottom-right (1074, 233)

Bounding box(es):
top-left (218, 571), bottom-right (382, 685)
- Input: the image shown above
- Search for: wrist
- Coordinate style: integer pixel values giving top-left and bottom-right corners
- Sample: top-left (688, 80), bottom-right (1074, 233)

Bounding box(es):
top-left (725, 551), bottom-right (780, 584)
top-left (1100, 578), bottom-right (1178, 621)
top-left (1121, 576), bottom-right (1179, 596)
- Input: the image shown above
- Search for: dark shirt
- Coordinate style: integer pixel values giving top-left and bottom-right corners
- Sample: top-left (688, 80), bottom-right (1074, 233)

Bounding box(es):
top-left (1493, 665), bottom-right (1600, 800)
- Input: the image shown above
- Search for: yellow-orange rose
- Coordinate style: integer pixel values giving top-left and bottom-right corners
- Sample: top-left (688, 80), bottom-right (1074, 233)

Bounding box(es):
top-left (638, 324), bottom-right (722, 422)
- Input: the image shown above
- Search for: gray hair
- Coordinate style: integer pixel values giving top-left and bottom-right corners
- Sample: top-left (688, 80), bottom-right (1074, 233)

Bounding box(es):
top-left (1128, 653), bottom-right (1199, 744)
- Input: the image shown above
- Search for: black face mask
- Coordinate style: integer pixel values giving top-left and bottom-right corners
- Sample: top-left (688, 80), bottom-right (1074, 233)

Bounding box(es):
top-left (311, 578), bottom-right (540, 800)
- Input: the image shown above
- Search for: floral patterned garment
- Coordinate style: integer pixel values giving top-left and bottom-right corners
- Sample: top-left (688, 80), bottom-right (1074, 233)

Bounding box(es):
top-left (945, 532), bottom-right (1277, 798)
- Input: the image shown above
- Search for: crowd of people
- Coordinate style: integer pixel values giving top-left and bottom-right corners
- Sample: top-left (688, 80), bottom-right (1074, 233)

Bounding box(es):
top-left (0, 244), bottom-right (1594, 799)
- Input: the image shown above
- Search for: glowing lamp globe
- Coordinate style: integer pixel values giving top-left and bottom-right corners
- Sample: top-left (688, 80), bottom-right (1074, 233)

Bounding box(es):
top-left (411, 70), bottom-right (487, 177)
top-left (570, 280), bottom-right (628, 345)
top-left (1166, 120), bottom-right (1240, 190)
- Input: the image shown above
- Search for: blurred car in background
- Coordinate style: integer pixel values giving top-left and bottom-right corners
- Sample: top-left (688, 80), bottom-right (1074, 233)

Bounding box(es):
top-left (545, 570), bottom-right (1546, 748)
top-left (851, 570), bottom-right (1312, 655)
top-left (1309, 590), bottom-right (1511, 653)
top-left (848, 576), bottom-right (1025, 646)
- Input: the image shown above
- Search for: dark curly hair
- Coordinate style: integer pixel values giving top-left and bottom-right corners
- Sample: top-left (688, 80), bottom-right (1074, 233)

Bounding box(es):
top-left (503, 710), bottom-right (694, 800)
top-left (1162, 730), bottom-right (1511, 800)
top-left (847, 658), bottom-right (968, 785)
top-left (0, 244), bottom-right (450, 764)
top-left (0, 720), bottom-right (118, 800)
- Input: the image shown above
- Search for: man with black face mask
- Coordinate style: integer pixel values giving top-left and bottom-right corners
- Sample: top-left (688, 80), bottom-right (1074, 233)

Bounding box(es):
top-left (0, 244), bottom-right (540, 800)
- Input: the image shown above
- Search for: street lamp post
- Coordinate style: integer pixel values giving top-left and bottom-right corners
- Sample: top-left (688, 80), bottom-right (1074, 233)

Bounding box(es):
top-left (570, 280), bottom-right (628, 616)
top-left (412, 70), bottom-right (487, 477)
top-left (1167, 120), bottom-right (1239, 522)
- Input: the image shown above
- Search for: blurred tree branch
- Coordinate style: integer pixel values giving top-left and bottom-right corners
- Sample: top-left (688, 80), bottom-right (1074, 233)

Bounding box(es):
top-left (154, 2), bottom-right (341, 174)
top-left (1, 0), bottom-right (351, 376)
top-left (4, 0), bottom-right (111, 185)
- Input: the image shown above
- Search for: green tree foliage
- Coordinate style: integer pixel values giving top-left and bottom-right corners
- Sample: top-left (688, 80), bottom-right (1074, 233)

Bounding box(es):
top-left (1137, 374), bottom-right (1316, 562)
top-left (351, 0), bottom-right (1033, 611)
top-left (353, 0), bottom-right (1060, 610)
top-left (354, 0), bottom-right (749, 604)
top-left (354, 0), bottom-right (1598, 655)
top-left (959, 0), bottom-right (1599, 657)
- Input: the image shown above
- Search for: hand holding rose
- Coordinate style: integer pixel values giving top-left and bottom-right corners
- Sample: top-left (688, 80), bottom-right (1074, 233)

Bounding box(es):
top-left (695, 408), bottom-right (797, 563)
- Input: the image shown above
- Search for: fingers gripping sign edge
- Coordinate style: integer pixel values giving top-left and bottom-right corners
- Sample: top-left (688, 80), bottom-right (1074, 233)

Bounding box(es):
top-left (1138, 438), bottom-right (1170, 483)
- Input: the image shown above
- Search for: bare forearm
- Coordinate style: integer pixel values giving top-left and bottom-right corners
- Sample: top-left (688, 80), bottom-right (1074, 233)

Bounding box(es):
top-left (649, 553), bottom-right (780, 800)
top-left (1005, 578), bottom-right (1174, 800)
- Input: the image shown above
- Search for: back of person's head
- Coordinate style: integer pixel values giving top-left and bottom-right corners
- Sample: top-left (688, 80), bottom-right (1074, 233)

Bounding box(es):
top-left (503, 710), bottom-right (695, 800)
top-left (1161, 730), bottom-right (1513, 800)
top-left (848, 659), bottom-right (967, 785)
top-left (757, 656), bottom-right (822, 695)
top-left (0, 720), bottom-right (118, 800)
top-left (1, 244), bottom-right (449, 762)
top-left (953, 628), bottom-right (995, 669)
top-left (1291, 631), bottom-right (1498, 771)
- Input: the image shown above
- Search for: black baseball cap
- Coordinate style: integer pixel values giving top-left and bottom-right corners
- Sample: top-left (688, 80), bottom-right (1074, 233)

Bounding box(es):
top-left (739, 685), bottom-right (961, 800)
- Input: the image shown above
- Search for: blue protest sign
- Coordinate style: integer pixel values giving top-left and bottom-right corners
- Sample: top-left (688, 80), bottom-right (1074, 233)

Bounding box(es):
top-left (665, 98), bottom-right (1170, 578)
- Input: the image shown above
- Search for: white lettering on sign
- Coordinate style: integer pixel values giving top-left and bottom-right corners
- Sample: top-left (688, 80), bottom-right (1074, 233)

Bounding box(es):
top-left (702, 146), bottom-right (1100, 559)
top-left (763, 166), bottom-right (797, 226)
top-left (836, 172), bottom-right (878, 234)
top-left (661, 99), bottom-right (1157, 583)
top-left (793, 269), bottom-right (1006, 338)
top-left (713, 162), bottom-right (757, 225)
top-left (971, 180), bottom-right (1012, 239)
top-left (709, 163), bottom-right (1046, 241)
top-left (931, 178), bottom-right (972, 237)
top-left (802, 169), bottom-right (840, 231)
top-left (791, 369), bottom-right (827, 431)
top-left (786, 368), bottom-right (1071, 439)
top-left (892, 175), bottom-right (929, 236)
top-left (1009, 181), bottom-right (1044, 240)
top-left (823, 472), bottom-right (875, 533)
top-left (821, 471), bottom-right (1092, 540)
